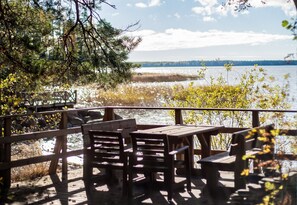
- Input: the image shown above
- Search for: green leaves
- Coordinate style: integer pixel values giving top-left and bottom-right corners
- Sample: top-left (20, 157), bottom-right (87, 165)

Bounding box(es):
top-left (281, 19), bottom-right (297, 40)
top-left (282, 20), bottom-right (290, 29)
top-left (166, 65), bottom-right (291, 149)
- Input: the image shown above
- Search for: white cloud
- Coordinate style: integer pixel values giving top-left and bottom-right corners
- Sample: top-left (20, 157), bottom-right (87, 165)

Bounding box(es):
top-left (135, 0), bottom-right (162, 8)
top-left (129, 28), bottom-right (292, 51)
top-left (148, 0), bottom-right (161, 7)
top-left (203, 16), bottom-right (216, 22)
top-left (135, 2), bottom-right (147, 8)
top-left (192, 6), bottom-right (212, 16)
top-left (195, 0), bottom-right (218, 7)
top-left (174, 12), bottom-right (181, 19)
top-left (192, 0), bottom-right (296, 20)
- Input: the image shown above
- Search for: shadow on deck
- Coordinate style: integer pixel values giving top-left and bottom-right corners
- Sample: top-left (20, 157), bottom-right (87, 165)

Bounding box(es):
top-left (5, 168), bottom-right (235, 205)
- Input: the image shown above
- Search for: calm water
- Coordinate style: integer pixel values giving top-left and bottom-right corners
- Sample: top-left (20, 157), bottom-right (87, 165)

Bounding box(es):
top-left (135, 65), bottom-right (297, 109)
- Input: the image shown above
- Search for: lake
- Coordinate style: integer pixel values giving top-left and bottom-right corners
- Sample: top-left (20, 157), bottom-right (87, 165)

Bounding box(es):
top-left (135, 65), bottom-right (297, 109)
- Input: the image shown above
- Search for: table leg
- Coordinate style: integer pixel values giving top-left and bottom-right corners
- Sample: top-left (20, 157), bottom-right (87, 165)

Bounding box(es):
top-left (175, 135), bottom-right (195, 175)
top-left (187, 135), bottom-right (194, 172)
top-left (197, 133), bottom-right (212, 158)
top-left (197, 133), bottom-right (212, 177)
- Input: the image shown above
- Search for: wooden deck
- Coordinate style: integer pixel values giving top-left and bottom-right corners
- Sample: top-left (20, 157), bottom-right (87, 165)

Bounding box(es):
top-left (6, 167), bottom-right (236, 205)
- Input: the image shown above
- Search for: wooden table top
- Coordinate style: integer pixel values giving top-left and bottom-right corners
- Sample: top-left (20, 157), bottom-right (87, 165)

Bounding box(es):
top-left (132, 125), bottom-right (223, 138)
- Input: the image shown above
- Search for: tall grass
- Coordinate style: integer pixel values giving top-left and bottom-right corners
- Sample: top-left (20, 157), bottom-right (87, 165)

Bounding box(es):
top-left (11, 141), bottom-right (49, 182)
top-left (81, 84), bottom-right (175, 106)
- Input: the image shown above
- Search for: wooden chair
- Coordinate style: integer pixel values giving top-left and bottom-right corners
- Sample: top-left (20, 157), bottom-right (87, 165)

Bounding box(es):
top-left (128, 132), bottom-right (191, 203)
top-left (81, 118), bottom-right (137, 193)
top-left (84, 130), bottom-right (131, 196)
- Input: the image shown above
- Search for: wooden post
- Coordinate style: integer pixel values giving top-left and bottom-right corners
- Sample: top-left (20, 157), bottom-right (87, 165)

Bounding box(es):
top-left (252, 110), bottom-right (260, 127)
top-left (74, 90), bottom-right (77, 104)
top-left (0, 117), bottom-right (12, 195)
top-left (49, 112), bottom-right (68, 180)
top-left (103, 107), bottom-right (114, 121)
top-left (60, 112), bottom-right (68, 180)
top-left (174, 109), bottom-right (183, 125)
top-left (234, 134), bottom-right (247, 190)
top-left (174, 109), bottom-right (184, 164)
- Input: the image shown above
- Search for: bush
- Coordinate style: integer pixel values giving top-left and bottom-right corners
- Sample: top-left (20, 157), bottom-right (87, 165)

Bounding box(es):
top-left (166, 65), bottom-right (292, 149)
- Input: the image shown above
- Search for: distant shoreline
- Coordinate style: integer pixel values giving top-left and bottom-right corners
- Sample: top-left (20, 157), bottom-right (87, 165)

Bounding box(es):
top-left (132, 72), bottom-right (198, 82)
top-left (138, 60), bottom-right (297, 67)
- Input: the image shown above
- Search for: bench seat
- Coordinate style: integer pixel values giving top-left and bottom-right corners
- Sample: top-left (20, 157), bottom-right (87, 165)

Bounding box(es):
top-left (197, 124), bottom-right (274, 196)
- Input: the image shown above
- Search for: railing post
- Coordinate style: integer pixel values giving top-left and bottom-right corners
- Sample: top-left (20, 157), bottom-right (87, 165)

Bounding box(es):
top-left (0, 117), bottom-right (12, 195)
top-left (252, 110), bottom-right (260, 127)
top-left (74, 90), bottom-right (77, 104)
top-left (103, 107), bottom-right (114, 121)
top-left (60, 112), bottom-right (68, 180)
top-left (174, 109), bottom-right (183, 125)
top-left (49, 111), bottom-right (68, 180)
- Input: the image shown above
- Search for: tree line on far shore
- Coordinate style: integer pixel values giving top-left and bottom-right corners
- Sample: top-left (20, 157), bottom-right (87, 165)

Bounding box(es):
top-left (140, 60), bottom-right (297, 67)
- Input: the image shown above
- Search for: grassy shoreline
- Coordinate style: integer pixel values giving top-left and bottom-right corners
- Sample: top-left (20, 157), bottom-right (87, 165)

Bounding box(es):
top-left (131, 72), bottom-right (198, 82)
top-left (77, 72), bottom-right (196, 107)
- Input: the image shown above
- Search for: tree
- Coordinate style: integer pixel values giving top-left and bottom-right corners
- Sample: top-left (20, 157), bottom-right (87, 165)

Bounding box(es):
top-left (225, 0), bottom-right (297, 11)
top-left (225, 0), bottom-right (297, 40)
top-left (0, 0), bottom-right (141, 115)
top-left (0, 0), bottom-right (140, 87)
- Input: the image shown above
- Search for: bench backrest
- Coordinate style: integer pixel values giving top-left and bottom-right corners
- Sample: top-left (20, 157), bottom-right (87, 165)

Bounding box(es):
top-left (229, 124), bottom-right (274, 156)
top-left (130, 132), bottom-right (171, 169)
top-left (81, 118), bottom-right (137, 148)
top-left (88, 130), bottom-right (127, 164)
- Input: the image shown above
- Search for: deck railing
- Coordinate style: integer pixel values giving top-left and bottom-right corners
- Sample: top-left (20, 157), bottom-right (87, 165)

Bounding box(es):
top-left (0, 106), bottom-right (297, 193)
top-left (18, 90), bottom-right (77, 112)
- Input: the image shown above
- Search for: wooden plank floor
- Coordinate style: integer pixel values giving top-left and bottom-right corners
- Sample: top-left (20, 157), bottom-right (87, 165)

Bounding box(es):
top-left (6, 168), bottom-right (236, 205)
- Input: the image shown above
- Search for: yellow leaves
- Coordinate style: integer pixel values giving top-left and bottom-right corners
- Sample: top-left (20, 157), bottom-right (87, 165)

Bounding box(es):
top-left (283, 73), bottom-right (290, 80)
top-left (263, 145), bottom-right (272, 154)
top-left (271, 138), bottom-right (275, 145)
top-left (270, 129), bottom-right (279, 137)
top-left (246, 129), bottom-right (256, 139)
top-left (241, 169), bottom-right (250, 176)
top-left (262, 195), bottom-right (270, 205)
top-left (282, 174), bottom-right (288, 180)
top-left (258, 136), bottom-right (268, 142)
top-left (264, 181), bottom-right (276, 191)
top-left (242, 154), bottom-right (255, 160)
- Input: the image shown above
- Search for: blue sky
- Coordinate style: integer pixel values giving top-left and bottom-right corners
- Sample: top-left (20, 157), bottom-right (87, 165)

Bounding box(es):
top-left (100, 0), bottom-right (297, 62)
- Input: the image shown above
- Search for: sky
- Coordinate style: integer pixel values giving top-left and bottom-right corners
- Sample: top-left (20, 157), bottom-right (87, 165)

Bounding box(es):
top-left (100, 0), bottom-right (297, 62)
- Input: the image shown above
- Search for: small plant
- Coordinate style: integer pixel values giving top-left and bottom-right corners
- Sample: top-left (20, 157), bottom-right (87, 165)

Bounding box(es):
top-left (241, 127), bottom-right (296, 205)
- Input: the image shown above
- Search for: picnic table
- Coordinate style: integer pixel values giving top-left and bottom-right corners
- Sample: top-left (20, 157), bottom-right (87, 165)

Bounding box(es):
top-left (131, 124), bottom-right (223, 174)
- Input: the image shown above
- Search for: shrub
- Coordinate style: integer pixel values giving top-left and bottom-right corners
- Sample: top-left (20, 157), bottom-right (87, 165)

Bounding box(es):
top-left (166, 65), bottom-right (292, 149)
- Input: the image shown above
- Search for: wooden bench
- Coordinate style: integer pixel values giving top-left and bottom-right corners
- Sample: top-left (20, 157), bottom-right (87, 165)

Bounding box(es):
top-left (81, 118), bottom-right (137, 188)
top-left (197, 124), bottom-right (274, 196)
top-left (81, 118), bottom-right (137, 148)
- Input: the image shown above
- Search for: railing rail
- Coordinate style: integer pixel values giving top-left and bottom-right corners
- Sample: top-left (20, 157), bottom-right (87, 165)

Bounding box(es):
top-left (17, 90), bottom-right (77, 112)
top-left (0, 106), bottom-right (297, 193)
